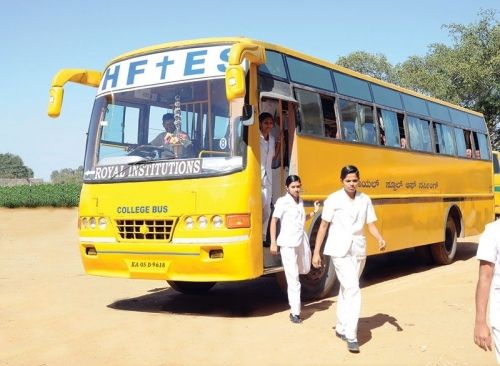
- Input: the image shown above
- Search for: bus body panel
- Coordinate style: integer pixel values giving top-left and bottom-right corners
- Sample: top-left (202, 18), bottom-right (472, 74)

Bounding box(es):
top-left (78, 165), bottom-right (265, 281)
top-left (295, 135), bottom-right (494, 255)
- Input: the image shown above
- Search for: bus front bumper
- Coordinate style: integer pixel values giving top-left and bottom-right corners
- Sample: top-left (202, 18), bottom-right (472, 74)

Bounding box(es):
top-left (79, 235), bottom-right (262, 281)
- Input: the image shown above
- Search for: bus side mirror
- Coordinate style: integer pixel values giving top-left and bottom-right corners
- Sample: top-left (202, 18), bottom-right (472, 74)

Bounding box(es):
top-left (225, 65), bottom-right (246, 101)
top-left (48, 86), bottom-right (64, 118)
top-left (241, 104), bottom-right (254, 126)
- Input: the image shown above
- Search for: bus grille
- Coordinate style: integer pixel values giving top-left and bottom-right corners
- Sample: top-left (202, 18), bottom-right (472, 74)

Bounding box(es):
top-left (115, 219), bottom-right (176, 241)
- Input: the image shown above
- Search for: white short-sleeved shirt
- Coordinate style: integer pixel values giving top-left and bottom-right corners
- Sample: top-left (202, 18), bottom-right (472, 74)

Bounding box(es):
top-left (260, 133), bottom-right (275, 187)
top-left (272, 193), bottom-right (306, 247)
top-left (321, 188), bottom-right (377, 258)
top-left (477, 220), bottom-right (500, 327)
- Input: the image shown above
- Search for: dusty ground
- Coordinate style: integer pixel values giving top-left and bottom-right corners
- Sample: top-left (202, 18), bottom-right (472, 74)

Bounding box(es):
top-left (0, 208), bottom-right (497, 366)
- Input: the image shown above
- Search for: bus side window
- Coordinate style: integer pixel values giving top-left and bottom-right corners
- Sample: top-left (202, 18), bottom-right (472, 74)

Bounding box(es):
top-left (339, 99), bottom-right (358, 142)
top-left (358, 104), bottom-right (376, 144)
top-left (295, 89), bottom-right (324, 136)
top-left (377, 108), bottom-right (403, 148)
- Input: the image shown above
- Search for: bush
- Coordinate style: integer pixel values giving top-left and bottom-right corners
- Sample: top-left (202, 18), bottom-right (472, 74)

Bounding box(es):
top-left (0, 183), bottom-right (81, 208)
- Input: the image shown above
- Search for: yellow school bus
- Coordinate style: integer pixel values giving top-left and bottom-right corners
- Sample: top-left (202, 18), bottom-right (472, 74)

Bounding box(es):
top-left (48, 37), bottom-right (494, 298)
top-left (493, 151), bottom-right (500, 217)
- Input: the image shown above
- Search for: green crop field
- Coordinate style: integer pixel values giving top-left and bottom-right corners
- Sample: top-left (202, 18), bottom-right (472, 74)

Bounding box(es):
top-left (0, 183), bottom-right (81, 208)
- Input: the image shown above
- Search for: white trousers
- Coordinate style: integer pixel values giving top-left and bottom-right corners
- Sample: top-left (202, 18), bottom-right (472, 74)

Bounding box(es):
top-left (280, 245), bottom-right (308, 316)
top-left (332, 253), bottom-right (366, 341)
top-left (262, 184), bottom-right (272, 241)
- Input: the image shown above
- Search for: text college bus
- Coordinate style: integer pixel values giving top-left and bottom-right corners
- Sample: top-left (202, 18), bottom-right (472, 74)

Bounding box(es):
top-left (48, 37), bottom-right (494, 298)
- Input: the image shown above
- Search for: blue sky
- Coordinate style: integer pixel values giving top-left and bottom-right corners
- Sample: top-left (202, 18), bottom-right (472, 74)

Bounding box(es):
top-left (1, 0), bottom-right (498, 180)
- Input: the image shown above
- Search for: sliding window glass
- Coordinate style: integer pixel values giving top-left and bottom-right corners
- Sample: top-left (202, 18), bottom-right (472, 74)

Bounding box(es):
top-left (434, 123), bottom-right (456, 155)
top-left (453, 127), bottom-right (467, 157)
top-left (408, 116), bottom-right (432, 152)
top-left (378, 109), bottom-right (401, 147)
top-left (295, 89), bottom-right (324, 136)
top-left (475, 133), bottom-right (490, 159)
top-left (358, 105), bottom-right (376, 144)
top-left (339, 99), bottom-right (375, 144)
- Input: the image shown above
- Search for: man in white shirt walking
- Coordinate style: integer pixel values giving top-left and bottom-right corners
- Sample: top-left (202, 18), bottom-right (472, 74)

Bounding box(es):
top-left (312, 165), bottom-right (386, 353)
top-left (474, 219), bottom-right (500, 364)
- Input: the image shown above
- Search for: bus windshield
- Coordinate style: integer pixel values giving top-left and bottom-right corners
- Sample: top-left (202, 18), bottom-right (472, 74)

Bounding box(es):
top-left (83, 78), bottom-right (247, 182)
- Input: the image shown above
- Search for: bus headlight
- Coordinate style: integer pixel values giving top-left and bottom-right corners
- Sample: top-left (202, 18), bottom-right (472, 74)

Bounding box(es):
top-left (89, 217), bottom-right (96, 229)
top-left (184, 217), bottom-right (194, 230)
top-left (81, 217), bottom-right (88, 229)
top-left (98, 217), bottom-right (107, 230)
top-left (198, 216), bottom-right (208, 229)
top-left (212, 215), bottom-right (223, 228)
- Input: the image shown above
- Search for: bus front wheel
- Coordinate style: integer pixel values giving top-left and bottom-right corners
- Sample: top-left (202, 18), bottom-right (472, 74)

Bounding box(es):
top-left (430, 217), bottom-right (458, 265)
top-left (275, 254), bottom-right (337, 300)
top-left (167, 280), bottom-right (216, 294)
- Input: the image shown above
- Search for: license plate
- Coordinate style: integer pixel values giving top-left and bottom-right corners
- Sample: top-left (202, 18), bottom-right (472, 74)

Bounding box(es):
top-left (127, 260), bottom-right (167, 273)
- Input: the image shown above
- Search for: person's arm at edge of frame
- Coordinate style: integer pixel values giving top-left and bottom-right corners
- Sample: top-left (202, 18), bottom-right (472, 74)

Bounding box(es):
top-left (367, 222), bottom-right (386, 251)
top-left (474, 260), bottom-right (494, 352)
top-left (270, 217), bottom-right (279, 256)
top-left (312, 219), bottom-right (329, 268)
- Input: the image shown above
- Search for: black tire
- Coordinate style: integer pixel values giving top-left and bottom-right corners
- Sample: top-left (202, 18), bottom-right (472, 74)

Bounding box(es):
top-left (275, 223), bottom-right (337, 300)
top-left (167, 280), bottom-right (216, 294)
top-left (275, 256), bottom-right (336, 301)
top-left (300, 255), bottom-right (337, 300)
top-left (430, 217), bottom-right (457, 265)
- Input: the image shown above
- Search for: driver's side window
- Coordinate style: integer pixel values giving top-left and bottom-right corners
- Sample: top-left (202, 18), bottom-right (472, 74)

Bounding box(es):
top-left (98, 104), bottom-right (140, 160)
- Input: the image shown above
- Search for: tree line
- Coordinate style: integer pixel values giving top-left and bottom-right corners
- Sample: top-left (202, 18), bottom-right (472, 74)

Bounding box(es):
top-left (0, 153), bottom-right (83, 184)
top-left (336, 9), bottom-right (499, 149)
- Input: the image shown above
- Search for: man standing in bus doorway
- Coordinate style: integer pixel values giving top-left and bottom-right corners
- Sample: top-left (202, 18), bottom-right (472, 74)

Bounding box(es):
top-left (474, 219), bottom-right (500, 364)
top-left (260, 112), bottom-right (276, 246)
top-left (312, 165), bottom-right (386, 353)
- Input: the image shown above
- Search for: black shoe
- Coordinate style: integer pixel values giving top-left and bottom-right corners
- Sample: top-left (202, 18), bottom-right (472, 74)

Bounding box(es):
top-left (347, 340), bottom-right (360, 353)
top-left (335, 331), bottom-right (347, 341)
top-left (289, 314), bottom-right (302, 324)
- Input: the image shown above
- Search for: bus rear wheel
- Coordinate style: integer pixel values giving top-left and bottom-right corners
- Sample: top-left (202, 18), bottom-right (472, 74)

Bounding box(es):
top-left (167, 280), bottom-right (216, 294)
top-left (430, 217), bottom-right (457, 265)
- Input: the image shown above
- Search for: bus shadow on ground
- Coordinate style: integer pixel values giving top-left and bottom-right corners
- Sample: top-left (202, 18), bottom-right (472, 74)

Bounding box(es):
top-left (108, 276), bottom-right (314, 318)
top-left (361, 241), bottom-right (478, 287)
top-left (108, 241), bottom-right (477, 318)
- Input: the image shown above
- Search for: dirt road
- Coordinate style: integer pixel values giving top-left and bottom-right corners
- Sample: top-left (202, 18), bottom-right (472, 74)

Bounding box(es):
top-left (0, 208), bottom-right (496, 365)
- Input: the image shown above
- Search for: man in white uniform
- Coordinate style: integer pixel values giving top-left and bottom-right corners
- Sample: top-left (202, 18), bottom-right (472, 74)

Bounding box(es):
top-left (312, 165), bottom-right (385, 353)
top-left (474, 220), bottom-right (500, 364)
top-left (259, 112), bottom-right (275, 245)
